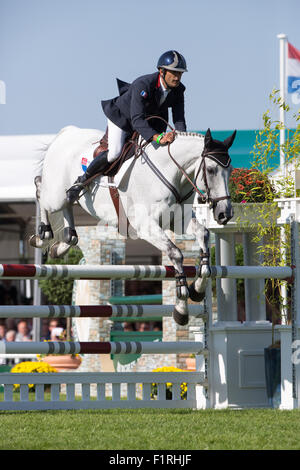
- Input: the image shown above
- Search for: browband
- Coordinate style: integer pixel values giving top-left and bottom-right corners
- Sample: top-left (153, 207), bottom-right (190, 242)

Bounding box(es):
top-left (202, 151), bottom-right (231, 168)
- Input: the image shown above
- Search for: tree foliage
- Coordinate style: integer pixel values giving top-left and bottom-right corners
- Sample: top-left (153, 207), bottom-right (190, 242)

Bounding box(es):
top-left (39, 247), bottom-right (84, 305)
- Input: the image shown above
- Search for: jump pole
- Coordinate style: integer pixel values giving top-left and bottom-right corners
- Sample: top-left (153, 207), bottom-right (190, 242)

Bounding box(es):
top-left (0, 264), bottom-right (293, 280)
top-left (0, 304), bottom-right (205, 319)
top-left (0, 341), bottom-right (203, 355)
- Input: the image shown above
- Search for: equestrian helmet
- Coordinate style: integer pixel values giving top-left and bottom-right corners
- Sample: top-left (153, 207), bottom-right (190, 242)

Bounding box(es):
top-left (157, 50), bottom-right (188, 72)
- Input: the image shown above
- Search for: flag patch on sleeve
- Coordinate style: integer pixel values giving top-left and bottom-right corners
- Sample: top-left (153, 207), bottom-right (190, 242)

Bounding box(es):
top-left (81, 157), bottom-right (90, 172)
top-left (140, 90), bottom-right (148, 98)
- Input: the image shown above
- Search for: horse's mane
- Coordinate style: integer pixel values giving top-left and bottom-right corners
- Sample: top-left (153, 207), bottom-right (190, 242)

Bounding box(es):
top-left (175, 131), bottom-right (205, 139)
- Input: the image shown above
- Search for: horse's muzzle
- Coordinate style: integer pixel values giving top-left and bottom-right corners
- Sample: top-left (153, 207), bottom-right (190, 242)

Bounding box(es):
top-left (214, 203), bottom-right (234, 226)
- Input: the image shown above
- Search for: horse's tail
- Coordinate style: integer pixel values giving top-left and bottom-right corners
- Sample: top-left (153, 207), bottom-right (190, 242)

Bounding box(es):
top-left (34, 139), bottom-right (52, 181)
top-left (34, 126), bottom-right (76, 180)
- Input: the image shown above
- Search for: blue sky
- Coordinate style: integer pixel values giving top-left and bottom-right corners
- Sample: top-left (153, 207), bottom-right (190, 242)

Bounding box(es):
top-left (1, 0), bottom-right (300, 135)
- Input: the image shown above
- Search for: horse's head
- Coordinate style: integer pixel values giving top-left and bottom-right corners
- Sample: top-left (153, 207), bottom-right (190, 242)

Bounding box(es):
top-left (197, 128), bottom-right (236, 225)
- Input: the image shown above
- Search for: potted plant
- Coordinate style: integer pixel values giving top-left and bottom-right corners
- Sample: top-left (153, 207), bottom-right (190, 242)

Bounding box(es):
top-left (229, 167), bottom-right (275, 204)
top-left (41, 352), bottom-right (82, 371)
top-left (229, 167), bottom-right (278, 230)
top-left (185, 354), bottom-right (196, 371)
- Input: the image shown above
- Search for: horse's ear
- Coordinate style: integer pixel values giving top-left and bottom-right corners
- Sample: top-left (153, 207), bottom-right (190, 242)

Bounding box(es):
top-left (224, 130), bottom-right (237, 149)
top-left (205, 128), bottom-right (212, 146)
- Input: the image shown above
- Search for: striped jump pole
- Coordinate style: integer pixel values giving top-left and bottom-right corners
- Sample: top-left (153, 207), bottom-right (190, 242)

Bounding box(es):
top-left (0, 304), bottom-right (205, 319)
top-left (0, 264), bottom-right (293, 280)
top-left (0, 341), bottom-right (203, 355)
top-left (0, 264), bottom-right (198, 280)
top-left (210, 265), bottom-right (293, 280)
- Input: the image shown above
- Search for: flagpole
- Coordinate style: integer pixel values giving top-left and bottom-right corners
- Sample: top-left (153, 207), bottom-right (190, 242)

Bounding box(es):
top-left (277, 33), bottom-right (287, 174)
top-left (277, 34), bottom-right (289, 326)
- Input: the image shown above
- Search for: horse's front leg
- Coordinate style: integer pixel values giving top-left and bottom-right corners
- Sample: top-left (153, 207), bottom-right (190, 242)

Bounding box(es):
top-left (137, 222), bottom-right (190, 326)
top-left (188, 218), bottom-right (211, 302)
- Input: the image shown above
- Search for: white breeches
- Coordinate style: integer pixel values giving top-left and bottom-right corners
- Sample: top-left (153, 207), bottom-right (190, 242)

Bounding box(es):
top-left (107, 119), bottom-right (129, 163)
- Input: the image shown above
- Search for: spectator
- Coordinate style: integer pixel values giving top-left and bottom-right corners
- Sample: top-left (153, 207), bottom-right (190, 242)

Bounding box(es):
top-left (43, 319), bottom-right (60, 340)
top-left (0, 323), bottom-right (6, 340)
top-left (3, 330), bottom-right (16, 366)
top-left (5, 318), bottom-right (16, 332)
top-left (15, 320), bottom-right (32, 342)
top-left (136, 322), bottom-right (150, 332)
top-left (5, 330), bottom-right (16, 342)
top-left (41, 320), bottom-right (51, 340)
top-left (123, 322), bottom-right (135, 332)
top-left (50, 327), bottom-right (65, 341)
top-left (153, 322), bottom-right (162, 331)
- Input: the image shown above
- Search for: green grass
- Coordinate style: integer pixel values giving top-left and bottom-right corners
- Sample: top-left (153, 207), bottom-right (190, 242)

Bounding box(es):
top-left (0, 408), bottom-right (300, 450)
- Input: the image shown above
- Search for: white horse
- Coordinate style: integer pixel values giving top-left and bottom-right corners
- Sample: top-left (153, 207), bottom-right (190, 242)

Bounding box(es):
top-left (30, 125), bottom-right (236, 325)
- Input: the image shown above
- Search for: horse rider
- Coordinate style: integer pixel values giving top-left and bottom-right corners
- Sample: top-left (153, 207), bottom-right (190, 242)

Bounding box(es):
top-left (66, 50), bottom-right (188, 204)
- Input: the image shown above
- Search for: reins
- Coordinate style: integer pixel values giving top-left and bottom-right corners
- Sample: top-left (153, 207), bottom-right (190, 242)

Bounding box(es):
top-left (145, 116), bottom-right (231, 206)
top-left (81, 116), bottom-right (231, 208)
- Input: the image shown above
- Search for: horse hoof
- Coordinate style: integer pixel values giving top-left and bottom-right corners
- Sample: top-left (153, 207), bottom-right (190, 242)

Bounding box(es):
top-left (63, 227), bottom-right (78, 245)
top-left (49, 242), bottom-right (71, 259)
top-left (29, 235), bottom-right (44, 249)
top-left (188, 282), bottom-right (206, 302)
top-left (49, 242), bottom-right (61, 258)
top-left (173, 308), bottom-right (189, 326)
top-left (176, 285), bottom-right (190, 300)
top-left (38, 222), bottom-right (54, 240)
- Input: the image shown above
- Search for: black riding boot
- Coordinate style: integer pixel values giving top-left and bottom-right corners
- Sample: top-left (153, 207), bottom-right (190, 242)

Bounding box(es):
top-left (66, 151), bottom-right (110, 204)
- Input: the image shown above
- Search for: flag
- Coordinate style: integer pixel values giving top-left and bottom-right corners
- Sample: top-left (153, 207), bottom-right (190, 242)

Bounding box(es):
top-left (287, 42), bottom-right (300, 93)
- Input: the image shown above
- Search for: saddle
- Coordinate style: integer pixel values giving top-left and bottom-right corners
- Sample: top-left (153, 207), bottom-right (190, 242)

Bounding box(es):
top-left (93, 128), bottom-right (138, 177)
top-left (91, 128), bottom-right (140, 235)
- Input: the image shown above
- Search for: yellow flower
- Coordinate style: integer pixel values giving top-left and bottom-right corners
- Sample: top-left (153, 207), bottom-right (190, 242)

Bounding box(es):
top-left (11, 361), bottom-right (58, 391)
top-left (146, 366), bottom-right (188, 400)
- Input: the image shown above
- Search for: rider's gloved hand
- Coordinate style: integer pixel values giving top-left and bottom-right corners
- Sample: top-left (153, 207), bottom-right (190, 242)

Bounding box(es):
top-left (153, 131), bottom-right (175, 145)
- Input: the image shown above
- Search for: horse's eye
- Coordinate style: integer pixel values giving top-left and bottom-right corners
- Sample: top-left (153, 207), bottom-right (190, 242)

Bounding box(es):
top-left (207, 167), bottom-right (215, 175)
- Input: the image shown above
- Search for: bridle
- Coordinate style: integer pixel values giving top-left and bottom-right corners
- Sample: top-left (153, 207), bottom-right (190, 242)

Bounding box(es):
top-left (197, 150), bottom-right (232, 209)
top-left (142, 116), bottom-right (232, 207)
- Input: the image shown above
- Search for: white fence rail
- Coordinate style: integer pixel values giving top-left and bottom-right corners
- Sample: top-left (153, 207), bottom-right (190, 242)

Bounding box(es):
top-left (0, 372), bottom-right (206, 410)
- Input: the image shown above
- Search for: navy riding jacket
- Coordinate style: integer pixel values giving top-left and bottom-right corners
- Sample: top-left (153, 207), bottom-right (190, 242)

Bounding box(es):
top-left (101, 72), bottom-right (186, 142)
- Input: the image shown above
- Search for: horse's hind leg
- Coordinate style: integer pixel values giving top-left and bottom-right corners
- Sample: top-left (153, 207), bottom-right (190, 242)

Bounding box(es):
top-left (49, 206), bottom-right (78, 258)
top-left (29, 176), bottom-right (54, 248)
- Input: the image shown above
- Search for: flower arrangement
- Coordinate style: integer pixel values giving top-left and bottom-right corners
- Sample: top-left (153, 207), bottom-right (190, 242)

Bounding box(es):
top-left (150, 366), bottom-right (187, 400)
top-left (11, 361), bottom-right (58, 391)
top-left (229, 168), bottom-right (275, 203)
